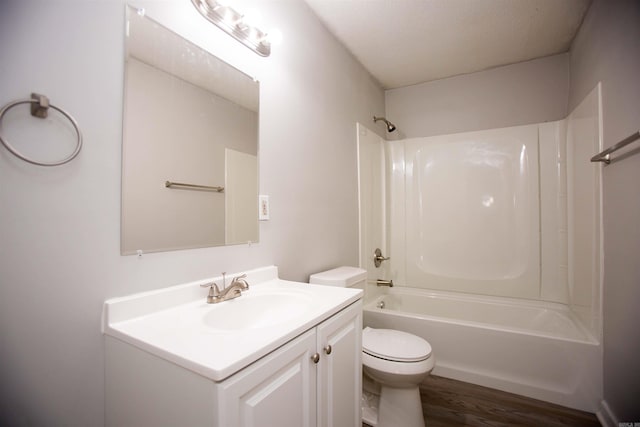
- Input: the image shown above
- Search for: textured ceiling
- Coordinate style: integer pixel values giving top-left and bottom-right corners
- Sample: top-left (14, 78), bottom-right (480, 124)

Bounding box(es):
top-left (304, 0), bottom-right (591, 89)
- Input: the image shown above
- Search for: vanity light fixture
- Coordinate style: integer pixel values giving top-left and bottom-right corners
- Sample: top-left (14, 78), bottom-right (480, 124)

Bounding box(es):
top-left (191, 0), bottom-right (272, 57)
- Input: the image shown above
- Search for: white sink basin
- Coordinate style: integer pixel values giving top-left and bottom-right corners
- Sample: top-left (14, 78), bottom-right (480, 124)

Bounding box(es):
top-left (202, 291), bottom-right (314, 331)
top-left (103, 266), bottom-right (362, 381)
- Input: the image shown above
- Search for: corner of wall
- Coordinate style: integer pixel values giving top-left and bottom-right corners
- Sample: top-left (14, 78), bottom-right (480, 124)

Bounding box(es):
top-left (597, 400), bottom-right (619, 427)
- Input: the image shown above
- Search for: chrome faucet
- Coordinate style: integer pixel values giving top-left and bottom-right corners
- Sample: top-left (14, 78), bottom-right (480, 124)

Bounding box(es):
top-left (200, 272), bottom-right (250, 304)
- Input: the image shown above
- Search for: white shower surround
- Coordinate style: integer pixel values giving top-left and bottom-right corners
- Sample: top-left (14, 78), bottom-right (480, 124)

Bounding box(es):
top-left (390, 124), bottom-right (542, 299)
top-left (357, 84), bottom-right (603, 412)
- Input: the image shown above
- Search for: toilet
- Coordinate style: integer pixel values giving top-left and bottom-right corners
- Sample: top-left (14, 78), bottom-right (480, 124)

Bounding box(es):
top-left (309, 266), bottom-right (435, 427)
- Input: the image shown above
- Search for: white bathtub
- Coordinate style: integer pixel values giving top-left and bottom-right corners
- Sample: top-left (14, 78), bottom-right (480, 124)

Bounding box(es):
top-left (363, 287), bottom-right (602, 413)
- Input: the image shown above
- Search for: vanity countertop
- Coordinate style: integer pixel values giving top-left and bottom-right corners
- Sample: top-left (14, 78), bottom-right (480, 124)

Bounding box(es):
top-left (103, 266), bottom-right (362, 382)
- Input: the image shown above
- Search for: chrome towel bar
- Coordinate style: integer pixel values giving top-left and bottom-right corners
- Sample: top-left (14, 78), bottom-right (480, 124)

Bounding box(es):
top-left (591, 130), bottom-right (640, 164)
top-left (165, 181), bottom-right (224, 192)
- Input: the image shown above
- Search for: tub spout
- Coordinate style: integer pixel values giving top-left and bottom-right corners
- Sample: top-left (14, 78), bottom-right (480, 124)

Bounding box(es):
top-left (376, 279), bottom-right (394, 287)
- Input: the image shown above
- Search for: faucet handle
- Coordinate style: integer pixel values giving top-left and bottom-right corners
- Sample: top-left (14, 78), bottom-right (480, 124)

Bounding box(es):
top-left (200, 281), bottom-right (220, 295)
top-left (374, 248), bottom-right (390, 267)
top-left (200, 281), bottom-right (222, 304)
top-left (231, 273), bottom-right (249, 289)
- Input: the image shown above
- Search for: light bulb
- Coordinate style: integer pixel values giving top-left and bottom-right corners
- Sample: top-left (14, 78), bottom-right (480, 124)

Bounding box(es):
top-left (265, 28), bottom-right (283, 46)
top-left (241, 8), bottom-right (263, 28)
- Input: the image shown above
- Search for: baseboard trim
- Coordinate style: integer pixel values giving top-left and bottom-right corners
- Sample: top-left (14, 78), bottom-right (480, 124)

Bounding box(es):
top-left (596, 400), bottom-right (618, 427)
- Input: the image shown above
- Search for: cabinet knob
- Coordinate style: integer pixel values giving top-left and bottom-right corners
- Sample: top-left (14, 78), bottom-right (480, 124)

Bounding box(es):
top-left (311, 352), bottom-right (320, 364)
top-left (324, 345), bottom-right (332, 355)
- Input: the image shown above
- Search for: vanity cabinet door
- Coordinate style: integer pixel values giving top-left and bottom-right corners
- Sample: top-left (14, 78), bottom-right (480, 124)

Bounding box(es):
top-left (316, 301), bottom-right (363, 427)
top-left (217, 329), bottom-right (317, 427)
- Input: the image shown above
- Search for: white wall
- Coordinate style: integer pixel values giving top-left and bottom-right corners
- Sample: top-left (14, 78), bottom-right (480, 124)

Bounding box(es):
top-left (385, 53), bottom-right (569, 139)
top-left (567, 0), bottom-right (640, 422)
top-left (0, 0), bottom-right (384, 425)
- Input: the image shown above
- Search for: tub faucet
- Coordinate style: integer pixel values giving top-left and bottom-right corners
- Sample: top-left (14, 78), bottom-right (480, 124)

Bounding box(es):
top-left (200, 273), bottom-right (250, 304)
top-left (374, 248), bottom-right (390, 268)
top-left (376, 279), bottom-right (394, 287)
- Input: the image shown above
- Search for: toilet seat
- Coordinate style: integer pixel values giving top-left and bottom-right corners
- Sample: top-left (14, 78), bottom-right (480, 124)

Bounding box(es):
top-left (362, 350), bottom-right (435, 377)
top-left (362, 327), bottom-right (432, 362)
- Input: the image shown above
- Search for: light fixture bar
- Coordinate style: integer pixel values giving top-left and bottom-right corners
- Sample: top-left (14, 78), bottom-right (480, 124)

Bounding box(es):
top-left (191, 0), bottom-right (271, 57)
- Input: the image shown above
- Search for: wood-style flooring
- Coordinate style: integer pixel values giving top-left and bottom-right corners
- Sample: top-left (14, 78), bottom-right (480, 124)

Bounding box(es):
top-left (365, 375), bottom-right (601, 427)
top-left (420, 376), bottom-right (600, 427)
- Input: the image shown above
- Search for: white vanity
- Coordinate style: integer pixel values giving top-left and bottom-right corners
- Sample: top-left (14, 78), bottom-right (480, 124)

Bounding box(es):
top-left (103, 266), bottom-right (362, 426)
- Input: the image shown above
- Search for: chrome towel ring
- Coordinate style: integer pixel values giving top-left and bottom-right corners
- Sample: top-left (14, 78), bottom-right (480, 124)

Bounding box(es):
top-left (0, 93), bottom-right (82, 166)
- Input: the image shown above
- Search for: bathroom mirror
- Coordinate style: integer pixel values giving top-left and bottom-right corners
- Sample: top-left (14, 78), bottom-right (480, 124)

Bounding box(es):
top-left (121, 6), bottom-right (259, 255)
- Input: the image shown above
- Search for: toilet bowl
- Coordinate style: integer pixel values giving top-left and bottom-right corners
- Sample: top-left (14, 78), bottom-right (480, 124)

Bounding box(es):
top-left (362, 327), bottom-right (434, 427)
top-left (309, 267), bottom-right (436, 427)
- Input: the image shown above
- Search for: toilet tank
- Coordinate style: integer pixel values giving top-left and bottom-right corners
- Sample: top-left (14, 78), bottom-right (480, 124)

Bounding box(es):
top-left (309, 266), bottom-right (367, 288)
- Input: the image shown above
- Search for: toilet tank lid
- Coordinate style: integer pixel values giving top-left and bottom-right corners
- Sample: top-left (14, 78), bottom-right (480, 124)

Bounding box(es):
top-left (309, 266), bottom-right (367, 287)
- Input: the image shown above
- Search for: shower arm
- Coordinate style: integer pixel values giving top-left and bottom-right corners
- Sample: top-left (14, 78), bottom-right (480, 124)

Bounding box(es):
top-left (373, 116), bottom-right (397, 133)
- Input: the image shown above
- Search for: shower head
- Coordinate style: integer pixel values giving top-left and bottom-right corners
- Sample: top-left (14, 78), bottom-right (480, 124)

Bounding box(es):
top-left (373, 116), bottom-right (397, 133)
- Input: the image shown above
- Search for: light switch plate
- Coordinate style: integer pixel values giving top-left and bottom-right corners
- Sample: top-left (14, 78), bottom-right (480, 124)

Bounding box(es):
top-left (259, 195), bottom-right (270, 220)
